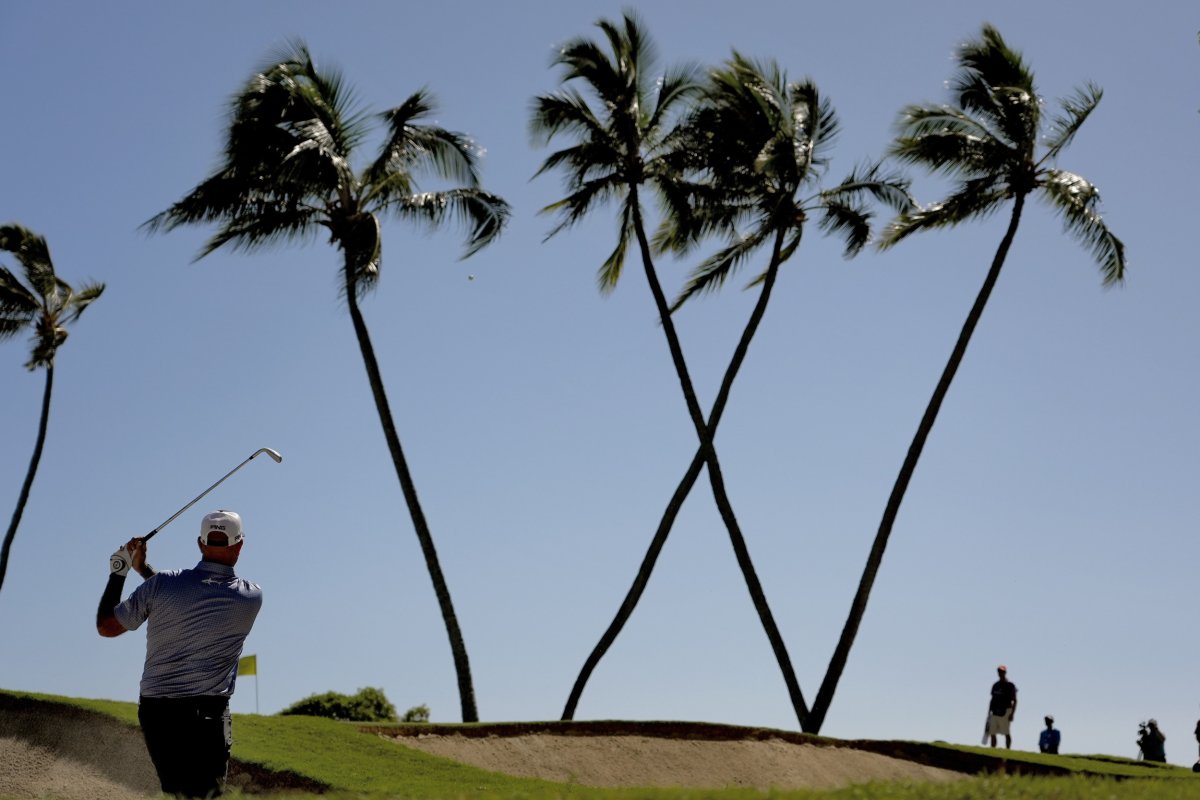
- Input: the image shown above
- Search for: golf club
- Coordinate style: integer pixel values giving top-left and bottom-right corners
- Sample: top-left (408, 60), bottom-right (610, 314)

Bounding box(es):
top-left (142, 448), bottom-right (283, 542)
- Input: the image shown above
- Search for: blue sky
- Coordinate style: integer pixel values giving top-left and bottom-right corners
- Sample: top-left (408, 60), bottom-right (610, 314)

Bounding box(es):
top-left (2, 0), bottom-right (1197, 765)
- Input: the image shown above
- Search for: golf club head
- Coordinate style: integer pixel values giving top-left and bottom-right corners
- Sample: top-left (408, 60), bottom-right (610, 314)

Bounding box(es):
top-left (142, 447), bottom-right (283, 541)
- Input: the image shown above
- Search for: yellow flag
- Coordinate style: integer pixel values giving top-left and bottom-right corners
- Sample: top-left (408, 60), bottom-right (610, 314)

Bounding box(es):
top-left (238, 654), bottom-right (257, 676)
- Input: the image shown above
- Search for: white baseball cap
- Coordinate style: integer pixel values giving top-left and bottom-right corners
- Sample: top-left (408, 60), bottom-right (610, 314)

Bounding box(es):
top-left (200, 509), bottom-right (243, 546)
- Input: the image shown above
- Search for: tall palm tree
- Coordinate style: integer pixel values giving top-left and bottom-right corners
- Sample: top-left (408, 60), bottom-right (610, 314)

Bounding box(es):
top-left (145, 41), bottom-right (509, 722)
top-left (808, 23), bottom-right (1125, 733)
top-left (532, 12), bottom-right (808, 727)
top-left (557, 52), bottom-right (912, 728)
top-left (0, 225), bottom-right (104, 594)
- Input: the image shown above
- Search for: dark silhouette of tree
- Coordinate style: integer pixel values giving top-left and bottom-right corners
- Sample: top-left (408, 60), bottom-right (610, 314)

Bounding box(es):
top-left (809, 24), bottom-right (1125, 733)
top-left (1, 225), bottom-right (104, 595)
top-left (552, 48), bottom-right (911, 729)
top-left (146, 41), bottom-right (509, 722)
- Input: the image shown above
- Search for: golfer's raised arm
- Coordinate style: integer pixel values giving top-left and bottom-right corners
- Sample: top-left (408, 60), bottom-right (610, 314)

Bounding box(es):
top-left (96, 543), bottom-right (131, 637)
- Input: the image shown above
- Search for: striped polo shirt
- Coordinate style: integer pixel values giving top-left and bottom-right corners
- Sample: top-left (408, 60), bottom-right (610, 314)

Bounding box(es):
top-left (115, 560), bottom-right (262, 699)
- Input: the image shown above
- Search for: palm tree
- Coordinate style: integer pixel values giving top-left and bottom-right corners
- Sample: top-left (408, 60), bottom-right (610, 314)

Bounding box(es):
top-left (557, 51), bottom-right (912, 728)
top-left (808, 23), bottom-right (1125, 733)
top-left (145, 41), bottom-right (509, 722)
top-left (532, 13), bottom-right (810, 727)
top-left (0, 225), bottom-right (105, 595)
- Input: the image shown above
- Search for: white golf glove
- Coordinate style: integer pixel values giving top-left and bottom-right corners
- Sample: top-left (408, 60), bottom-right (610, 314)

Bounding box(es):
top-left (110, 547), bottom-right (132, 577)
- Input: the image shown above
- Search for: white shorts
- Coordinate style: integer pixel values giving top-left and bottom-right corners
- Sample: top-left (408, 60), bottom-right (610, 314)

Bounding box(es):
top-left (987, 714), bottom-right (1012, 737)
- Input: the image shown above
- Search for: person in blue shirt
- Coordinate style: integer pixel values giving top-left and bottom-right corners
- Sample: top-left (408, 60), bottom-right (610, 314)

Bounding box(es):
top-left (97, 509), bottom-right (262, 798)
top-left (1039, 715), bottom-right (1061, 754)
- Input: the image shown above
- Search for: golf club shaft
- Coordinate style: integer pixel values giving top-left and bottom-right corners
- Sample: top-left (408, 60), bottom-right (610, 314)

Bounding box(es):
top-left (142, 448), bottom-right (282, 541)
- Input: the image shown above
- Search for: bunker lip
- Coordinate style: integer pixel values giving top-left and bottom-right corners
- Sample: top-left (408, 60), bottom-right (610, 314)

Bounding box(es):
top-left (0, 693), bottom-right (327, 800)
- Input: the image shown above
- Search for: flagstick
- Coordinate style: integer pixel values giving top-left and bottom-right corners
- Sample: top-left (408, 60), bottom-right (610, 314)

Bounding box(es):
top-left (255, 673), bottom-right (260, 715)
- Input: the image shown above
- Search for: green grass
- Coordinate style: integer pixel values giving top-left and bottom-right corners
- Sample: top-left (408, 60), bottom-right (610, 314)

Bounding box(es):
top-left (867, 739), bottom-right (1191, 779)
top-left (3, 690), bottom-right (1198, 800)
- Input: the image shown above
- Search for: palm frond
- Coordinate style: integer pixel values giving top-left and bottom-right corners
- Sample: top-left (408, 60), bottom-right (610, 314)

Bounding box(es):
top-left (553, 38), bottom-right (610, 90)
top-left (616, 10), bottom-right (657, 86)
top-left (147, 42), bottom-right (366, 255)
top-left (0, 265), bottom-right (38, 340)
top-left (232, 43), bottom-right (368, 166)
top-left (669, 225), bottom-right (771, 311)
top-left (386, 188), bottom-right (511, 259)
top-left (952, 23), bottom-right (1038, 148)
top-left (144, 170), bottom-right (309, 236)
top-left (529, 90), bottom-right (608, 147)
top-left (881, 21), bottom-right (1122, 297)
top-left (597, 203), bottom-right (633, 294)
top-left (558, 13), bottom-right (675, 155)
top-left (368, 92), bottom-right (482, 191)
top-left (1039, 170), bottom-right (1125, 285)
top-left (649, 177), bottom-right (717, 255)
top-left (537, 175), bottom-right (623, 240)
top-left (0, 226), bottom-right (103, 367)
top-left (532, 138), bottom-right (622, 186)
top-left (0, 225), bottom-right (55, 298)
top-left (0, 316), bottom-right (33, 340)
top-left (645, 61), bottom-right (704, 135)
top-left (820, 162), bottom-right (916, 215)
top-left (197, 207), bottom-right (322, 260)
top-left (894, 104), bottom-right (996, 142)
top-left (533, 11), bottom-right (688, 295)
top-left (817, 199), bottom-right (871, 258)
top-left (789, 79), bottom-right (839, 177)
top-left (597, 11), bottom-right (663, 120)
top-left (299, 50), bottom-right (368, 156)
top-left (777, 226), bottom-right (804, 265)
top-left (889, 127), bottom-right (1014, 179)
top-left (1042, 82), bottom-right (1102, 162)
top-left (61, 281), bottom-right (106, 324)
top-left (877, 177), bottom-right (1007, 250)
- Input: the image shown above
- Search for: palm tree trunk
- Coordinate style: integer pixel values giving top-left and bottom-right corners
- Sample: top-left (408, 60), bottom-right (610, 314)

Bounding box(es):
top-left (0, 366), bottom-right (53, 595)
top-left (562, 229), bottom-right (791, 721)
top-left (344, 273), bottom-right (478, 722)
top-left (807, 196), bottom-right (1027, 733)
top-left (627, 195), bottom-right (809, 728)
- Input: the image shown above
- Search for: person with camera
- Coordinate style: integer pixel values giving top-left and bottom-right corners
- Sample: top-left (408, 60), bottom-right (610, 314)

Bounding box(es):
top-left (1138, 718), bottom-right (1166, 762)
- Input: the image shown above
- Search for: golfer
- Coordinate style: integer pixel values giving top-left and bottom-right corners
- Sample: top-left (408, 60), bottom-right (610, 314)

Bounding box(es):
top-left (96, 509), bottom-right (262, 798)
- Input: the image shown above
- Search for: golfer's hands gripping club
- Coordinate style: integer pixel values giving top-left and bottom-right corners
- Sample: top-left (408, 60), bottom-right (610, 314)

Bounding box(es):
top-left (109, 538), bottom-right (149, 580)
top-left (109, 547), bottom-right (131, 577)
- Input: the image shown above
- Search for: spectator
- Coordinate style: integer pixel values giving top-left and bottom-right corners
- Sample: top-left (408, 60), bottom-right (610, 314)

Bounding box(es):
top-left (1138, 718), bottom-right (1166, 763)
top-left (1038, 715), bottom-right (1060, 754)
top-left (986, 665), bottom-right (1017, 749)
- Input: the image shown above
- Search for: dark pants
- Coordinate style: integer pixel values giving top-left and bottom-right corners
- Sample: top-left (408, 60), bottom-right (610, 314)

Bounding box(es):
top-left (138, 695), bottom-right (231, 798)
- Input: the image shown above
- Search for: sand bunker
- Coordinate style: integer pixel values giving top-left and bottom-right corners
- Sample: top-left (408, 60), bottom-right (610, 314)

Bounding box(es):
top-left (387, 730), bottom-right (965, 790)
